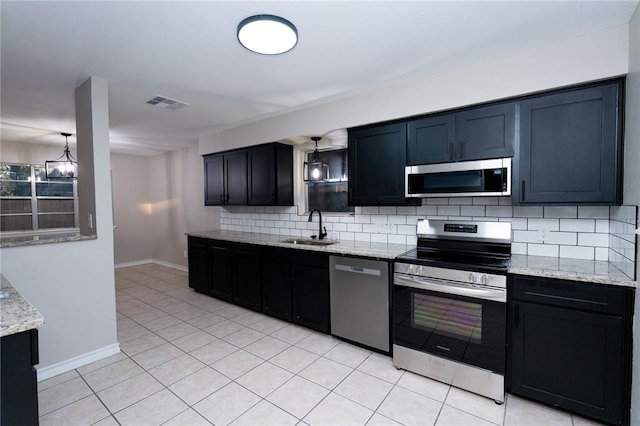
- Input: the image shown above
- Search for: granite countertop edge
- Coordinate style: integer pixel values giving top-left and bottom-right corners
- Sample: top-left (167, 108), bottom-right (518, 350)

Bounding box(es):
top-left (187, 230), bottom-right (636, 289)
top-left (1, 275), bottom-right (44, 337)
top-left (0, 232), bottom-right (97, 249)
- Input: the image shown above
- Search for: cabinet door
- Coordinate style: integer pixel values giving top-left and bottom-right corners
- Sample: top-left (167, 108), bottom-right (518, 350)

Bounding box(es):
top-left (457, 103), bottom-right (515, 161)
top-left (262, 256), bottom-right (293, 321)
top-left (204, 154), bottom-right (224, 206)
top-left (224, 150), bottom-right (247, 205)
top-left (510, 301), bottom-right (624, 424)
top-left (209, 243), bottom-right (233, 302)
top-left (188, 237), bottom-right (210, 294)
top-left (348, 123), bottom-right (409, 205)
top-left (248, 145), bottom-right (276, 205)
top-left (1, 329), bottom-right (39, 426)
top-left (407, 114), bottom-right (456, 164)
top-left (292, 263), bottom-right (330, 333)
top-left (233, 244), bottom-right (262, 312)
top-left (516, 82), bottom-right (622, 204)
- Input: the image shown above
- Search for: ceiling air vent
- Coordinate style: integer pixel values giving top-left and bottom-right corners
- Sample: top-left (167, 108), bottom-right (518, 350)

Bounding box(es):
top-left (146, 95), bottom-right (190, 110)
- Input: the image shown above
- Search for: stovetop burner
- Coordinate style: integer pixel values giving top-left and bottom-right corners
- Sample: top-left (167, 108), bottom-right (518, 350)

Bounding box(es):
top-left (396, 248), bottom-right (511, 273)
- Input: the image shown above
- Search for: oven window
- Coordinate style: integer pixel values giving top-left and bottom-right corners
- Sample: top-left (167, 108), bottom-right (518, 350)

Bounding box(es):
top-left (412, 293), bottom-right (482, 344)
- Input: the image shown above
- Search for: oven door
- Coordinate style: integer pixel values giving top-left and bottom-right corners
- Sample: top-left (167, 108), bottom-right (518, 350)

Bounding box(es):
top-left (393, 273), bottom-right (506, 374)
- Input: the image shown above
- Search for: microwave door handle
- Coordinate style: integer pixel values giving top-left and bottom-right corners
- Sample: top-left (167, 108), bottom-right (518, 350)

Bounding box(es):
top-left (394, 273), bottom-right (506, 302)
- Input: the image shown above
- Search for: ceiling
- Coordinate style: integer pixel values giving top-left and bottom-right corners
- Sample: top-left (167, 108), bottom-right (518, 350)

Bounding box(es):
top-left (1, 1), bottom-right (638, 156)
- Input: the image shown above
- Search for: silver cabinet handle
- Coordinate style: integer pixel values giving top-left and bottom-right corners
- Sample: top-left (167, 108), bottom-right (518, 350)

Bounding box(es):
top-left (335, 264), bottom-right (381, 276)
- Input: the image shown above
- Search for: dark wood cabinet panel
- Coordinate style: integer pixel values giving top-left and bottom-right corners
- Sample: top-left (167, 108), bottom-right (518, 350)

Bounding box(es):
top-left (407, 103), bottom-right (514, 165)
top-left (508, 276), bottom-right (632, 425)
top-left (1, 329), bottom-right (39, 426)
top-left (292, 255), bottom-right (330, 334)
top-left (262, 252), bottom-right (293, 321)
top-left (233, 243), bottom-right (262, 311)
top-left (515, 79), bottom-right (623, 205)
top-left (247, 143), bottom-right (293, 206)
top-left (188, 237), bottom-right (233, 302)
top-left (203, 151), bottom-right (247, 206)
top-left (348, 123), bottom-right (412, 206)
top-left (188, 237), bottom-right (210, 294)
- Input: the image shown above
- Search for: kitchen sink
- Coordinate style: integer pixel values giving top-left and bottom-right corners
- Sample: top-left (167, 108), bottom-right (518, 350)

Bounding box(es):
top-left (280, 238), bottom-right (338, 246)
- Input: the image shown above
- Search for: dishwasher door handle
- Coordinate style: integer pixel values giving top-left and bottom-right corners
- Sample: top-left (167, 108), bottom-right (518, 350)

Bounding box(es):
top-left (334, 264), bottom-right (382, 276)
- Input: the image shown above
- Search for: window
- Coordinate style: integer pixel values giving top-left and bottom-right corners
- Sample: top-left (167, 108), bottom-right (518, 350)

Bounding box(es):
top-left (0, 163), bottom-right (78, 232)
top-left (306, 149), bottom-right (354, 213)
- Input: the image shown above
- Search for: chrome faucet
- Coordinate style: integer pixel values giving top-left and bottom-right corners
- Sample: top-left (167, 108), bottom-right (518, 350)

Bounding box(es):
top-left (308, 209), bottom-right (328, 240)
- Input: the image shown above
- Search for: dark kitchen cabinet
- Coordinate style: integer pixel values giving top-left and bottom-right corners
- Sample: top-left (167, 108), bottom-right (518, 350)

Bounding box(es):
top-left (262, 248), bottom-right (293, 321)
top-left (1, 329), bottom-right (39, 426)
top-left (292, 251), bottom-right (330, 333)
top-left (514, 79), bottom-right (623, 205)
top-left (247, 143), bottom-right (293, 206)
top-left (188, 237), bottom-right (233, 302)
top-left (508, 275), bottom-right (632, 425)
top-left (348, 122), bottom-right (416, 206)
top-left (232, 243), bottom-right (262, 312)
top-left (204, 150), bottom-right (247, 206)
top-left (261, 246), bottom-right (330, 333)
top-left (407, 102), bottom-right (515, 165)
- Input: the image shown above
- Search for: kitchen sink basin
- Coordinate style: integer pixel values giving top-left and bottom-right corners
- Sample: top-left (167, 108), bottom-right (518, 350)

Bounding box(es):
top-left (280, 238), bottom-right (338, 246)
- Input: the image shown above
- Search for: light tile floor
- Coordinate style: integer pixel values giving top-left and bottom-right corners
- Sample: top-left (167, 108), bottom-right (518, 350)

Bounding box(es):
top-left (38, 263), bottom-right (606, 426)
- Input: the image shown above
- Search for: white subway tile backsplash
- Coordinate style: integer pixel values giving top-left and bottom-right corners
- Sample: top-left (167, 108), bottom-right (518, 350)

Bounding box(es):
top-left (543, 206), bottom-right (577, 218)
top-left (578, 206), bottom-right (609, 219)
top-left (559, 219), bottom-right (595, 233)
top-left (388, 234), bottom-right (407, 245)
top-left (595, 247), bottom-right (609, 261)
top-left (416, 205), bottom-right (438, 215)
top-left (397, 225), bottom-right (417, 235)
top-left (370, 233), bottom-right (388, 244)
top-left (362, 207), bottom-right (379, 214)
top-left (560, 245), bottom-right (594, 260)
top-left (455, 197), bottom-right (474, 205)
top-left (527, 218), bottom-right (559, 231)
top-left (426, 198), bottom-right (449, 205)
top-left (355, 233), bottom-right (370, 242)
top-left (485, 206), bottom-right (513, 217)
top-left (595, 220), bottom-right (610, 234)
top-left (379, 207), bottom-right (398, 214)
top-left (472, 197), bottom-right (501, 205)
top-left (513, 206), bottom-right (544, 218)
top-left (339, 231), bottom-right (355, 241)
top-left (578, 233), bottom-right (609, 247)
top-left (397, 206), bottom-right (417, 215)
top-left (347, 223), bottom-right (363, 233)
top-left (528, 244), bottom-right (559, 257)
top-left (501, 217), bottom-right (528, 230)
top-left (461, 206), bottom-right (486, 217)
top-left (546, 232), bottom-right (577, 245)
top-left (513, 230), bottom-right (538, 244)
top-left (437, 205), bottom-right (460, 216)
top-left (512, 242), bottom-right (527, 255)
top-left (388, 215), bottom-right (407, 225)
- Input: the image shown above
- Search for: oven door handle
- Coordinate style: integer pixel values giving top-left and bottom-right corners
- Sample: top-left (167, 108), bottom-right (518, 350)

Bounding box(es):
top-left (394, 273), bottom-right (506, 303)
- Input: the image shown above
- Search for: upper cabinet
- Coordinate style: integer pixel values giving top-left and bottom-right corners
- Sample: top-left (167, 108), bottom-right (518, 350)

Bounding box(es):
top-left (514, 79), bottom-right (623, 205)
top-left (247, 143), bottom-right (293, 206)
top-left (407, 103), bottom-right (515, 165)
top-left (204, 150), bottom-right (247, 206)
top-left (204, 142), bottom-right (293, 207)
top-left (348, 122), bottom-right (415, 206)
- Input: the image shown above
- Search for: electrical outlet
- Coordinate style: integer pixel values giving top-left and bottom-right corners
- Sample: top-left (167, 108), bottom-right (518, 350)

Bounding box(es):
top-left (537, 226), bottom-right (549, 242)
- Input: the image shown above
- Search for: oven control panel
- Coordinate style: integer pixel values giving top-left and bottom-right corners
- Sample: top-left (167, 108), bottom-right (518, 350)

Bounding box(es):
top-left (395, 262), bottom-right (507, 288)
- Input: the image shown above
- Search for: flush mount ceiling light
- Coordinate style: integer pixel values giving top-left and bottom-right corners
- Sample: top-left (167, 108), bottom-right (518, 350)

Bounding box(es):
top-left (304, 137), bottom-right (330, 183)
top-left (45, 133), bottom-right (77, 179)
top-left (237, 14), bottom-right (298, 55)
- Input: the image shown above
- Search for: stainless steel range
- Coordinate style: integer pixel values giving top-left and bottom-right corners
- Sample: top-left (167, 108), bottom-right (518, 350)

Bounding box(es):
top-left (393, 219), bottom-right (511, 402)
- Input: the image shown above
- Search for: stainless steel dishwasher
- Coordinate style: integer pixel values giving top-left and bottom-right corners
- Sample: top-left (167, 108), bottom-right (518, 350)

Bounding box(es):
top-left (329, 255), bottom-right (390, 352)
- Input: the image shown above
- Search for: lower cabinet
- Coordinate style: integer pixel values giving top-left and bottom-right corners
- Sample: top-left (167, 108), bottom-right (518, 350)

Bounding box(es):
top-left (189, 237), bottom-right (330, 334)
top-left (508, 275), bottom-right (633, 425)
top-left (262, 247), bottom-right (330, 333)
top-left (1, 329), bottom-right (39, 426)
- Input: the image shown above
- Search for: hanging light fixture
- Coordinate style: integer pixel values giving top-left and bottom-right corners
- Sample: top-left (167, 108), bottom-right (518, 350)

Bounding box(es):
top-left (304, 137), bottom-right (329, 182)
top-left (45, 133), bottom-right (77, 179)
top-left (237, 14), bottom-right (298, 55)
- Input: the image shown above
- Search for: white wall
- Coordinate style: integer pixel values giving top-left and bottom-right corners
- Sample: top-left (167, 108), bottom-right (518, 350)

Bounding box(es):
top-left (627, 3), bottom-right (640, 425)
top-left (149, 144), bottom-right (220, 268)
top-left (0, 77), bottom-right (118, 377)
top-left (111, 153), bottom-right (153, 265)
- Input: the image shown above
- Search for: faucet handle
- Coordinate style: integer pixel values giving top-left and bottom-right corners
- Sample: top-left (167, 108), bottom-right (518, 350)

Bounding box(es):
top-left (319, 226), bottom-right (328, 240)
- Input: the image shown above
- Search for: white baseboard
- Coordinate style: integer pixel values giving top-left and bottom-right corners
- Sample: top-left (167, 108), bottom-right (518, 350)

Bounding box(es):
top-left (36, 343), bottom-right (121, 382)
top-left (114, 258), bottom-right (187, 272)
top-left (152, 258), bottom-right (188, 272)
top-left (114, 259), bottom-right (154, 269)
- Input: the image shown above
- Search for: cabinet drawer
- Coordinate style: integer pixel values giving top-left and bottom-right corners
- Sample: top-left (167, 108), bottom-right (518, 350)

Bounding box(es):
top-left (511, 275), bottom-right (627, 315)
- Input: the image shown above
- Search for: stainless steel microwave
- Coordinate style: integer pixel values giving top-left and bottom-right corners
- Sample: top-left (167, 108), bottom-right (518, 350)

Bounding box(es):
top-left (405, 158), bottom-right (511, 198)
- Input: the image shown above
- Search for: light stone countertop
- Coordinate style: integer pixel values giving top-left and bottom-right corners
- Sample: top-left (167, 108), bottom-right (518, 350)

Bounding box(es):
top-left (186, 230), bottom-right (411, 260)
top-left (0, 231), bottom-right (96, 249)
top-left (188, 230), bottom-right (636, 289)
top-left (508, 254), bottom-right (636, 288)
top-left (1, 275), bottom-right (44, 337)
